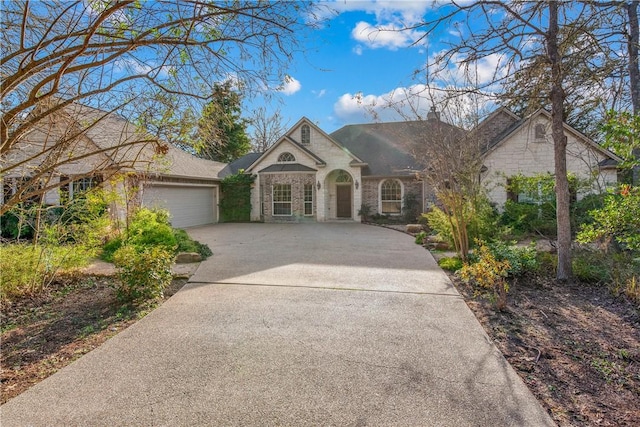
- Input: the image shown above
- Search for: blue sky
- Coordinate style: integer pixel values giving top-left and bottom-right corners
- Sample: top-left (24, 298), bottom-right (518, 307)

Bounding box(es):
top-left (246, 1), bottom-right (467, 134)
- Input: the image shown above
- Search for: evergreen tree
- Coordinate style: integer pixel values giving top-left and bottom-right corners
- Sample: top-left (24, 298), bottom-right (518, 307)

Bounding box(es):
top-left (196, 82), bottom-right (251, 163)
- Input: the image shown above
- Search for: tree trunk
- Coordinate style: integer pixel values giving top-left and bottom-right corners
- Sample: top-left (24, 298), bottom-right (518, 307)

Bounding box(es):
top-left (548, 1), bottom-right (573, 282)
top-left (627, 1), bottom-right (640, 184)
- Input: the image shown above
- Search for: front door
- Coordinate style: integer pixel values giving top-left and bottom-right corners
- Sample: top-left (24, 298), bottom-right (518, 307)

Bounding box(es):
top-left (336, 185), bottom-right (352, 218)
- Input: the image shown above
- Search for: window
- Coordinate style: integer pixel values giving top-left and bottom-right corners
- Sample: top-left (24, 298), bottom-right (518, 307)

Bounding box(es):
top-left (60, 176), bottom-right (101, 203)
top-left (273, 184), bottom-right (292, 216)
top-left (301, 124), bottom-right (310, 144)
top-left (534, 123), bottom-right (546, 140)
top-left (381, 180), bottom-right (402, 214)
top-left (277, 152), bottom-right (296, 162)
top-left (304, 184), bottom-right (313, 216)
top-left (335, 170), bottom-right (352, 183)
top-left (2, 177), bottom-right (41, 205)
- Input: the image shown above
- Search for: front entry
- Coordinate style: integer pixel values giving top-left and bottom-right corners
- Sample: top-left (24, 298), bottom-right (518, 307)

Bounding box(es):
top-left (336, 185), bottom-right (352, 218)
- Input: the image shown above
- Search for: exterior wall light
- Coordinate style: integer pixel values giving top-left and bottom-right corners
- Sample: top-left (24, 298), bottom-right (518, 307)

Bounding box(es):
top-left (355, 180), bottom-right (359, 190)
top-left (317, 181), bottom-right (321, 190)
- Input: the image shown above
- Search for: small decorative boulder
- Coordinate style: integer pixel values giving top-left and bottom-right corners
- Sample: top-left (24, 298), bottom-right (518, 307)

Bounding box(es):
top-left (405, 224), bottom-right (423, 234)
top-left (175, 252), bottom-right (202, 263)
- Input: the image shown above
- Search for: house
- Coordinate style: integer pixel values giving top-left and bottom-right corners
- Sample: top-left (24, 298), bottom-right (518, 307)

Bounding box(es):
top-left (1, 102), bottom-right (226, 228)
top-left (229, 107), bottom-right (621, 223)
top-left (3, 101), bottom-right (621, 228)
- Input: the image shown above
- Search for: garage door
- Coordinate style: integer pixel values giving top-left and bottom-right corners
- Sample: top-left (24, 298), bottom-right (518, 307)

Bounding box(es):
top-left (142, 185), bottom-right (217, 228)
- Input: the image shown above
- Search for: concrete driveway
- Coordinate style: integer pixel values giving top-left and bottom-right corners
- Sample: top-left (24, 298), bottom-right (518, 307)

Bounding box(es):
top-left (1, 223), bottom-right (554, 426)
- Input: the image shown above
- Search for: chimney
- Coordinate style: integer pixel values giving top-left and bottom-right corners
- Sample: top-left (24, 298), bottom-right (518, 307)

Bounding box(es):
top-left (427, 106), bottom-right (441, 121)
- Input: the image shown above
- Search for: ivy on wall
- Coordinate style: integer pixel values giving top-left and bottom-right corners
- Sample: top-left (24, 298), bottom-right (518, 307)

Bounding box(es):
top-left (220, 172), bottom-right (255, 222)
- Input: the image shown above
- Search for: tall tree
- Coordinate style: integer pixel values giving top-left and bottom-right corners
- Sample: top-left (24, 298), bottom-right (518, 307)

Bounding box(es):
top-left (249, 106), bottom-right (289, 153)
top-left (1, 0), bottom-right (311, 213)
top-left (393, 0), bottom-right (611, 281)
top-left (195, 81), bottom-right (250, 163)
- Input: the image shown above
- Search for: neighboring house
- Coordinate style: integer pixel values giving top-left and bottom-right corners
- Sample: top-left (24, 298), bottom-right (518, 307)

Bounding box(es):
top-left (1, 102), bottom-right (226, 228)
top-left (229, 108), bottom-right (621, 223)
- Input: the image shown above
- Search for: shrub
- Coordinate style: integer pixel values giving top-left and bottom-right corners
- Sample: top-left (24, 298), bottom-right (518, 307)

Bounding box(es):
top-left (577, 185), bottom-right (640, 253)
top-left (423, 208), bottom-right (455, 248)
top-left (113, 245), bottom-right (174, 303)
top-left (501, 200), bottom-right (557, 237)
top-left (0, 209), bottom-right (35, 240)
top-left (484, 240), bottom-right (538, 276)
top-left (173, 229), bottom-right (212, 259)
top-left (572, 250), bottom-right (611, 284)
top-left (458, 243), bottom-right (511, 310)
top-left (402, 192), bottom-right (420, 223)
top-left (0, 243), bottom-right (92, 302)
top-left (126, 209), bottom-right (176, 251)
top-left (414, 231), bottom-right (427, 245)
top-left (438, 256), bottom-right (463, 272)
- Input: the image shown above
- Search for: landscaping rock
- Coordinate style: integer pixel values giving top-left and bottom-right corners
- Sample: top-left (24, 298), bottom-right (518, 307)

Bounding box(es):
top-left (405, 224), bottom-right (423, 234)
top-left (175, 252), bottom-right (202, 263)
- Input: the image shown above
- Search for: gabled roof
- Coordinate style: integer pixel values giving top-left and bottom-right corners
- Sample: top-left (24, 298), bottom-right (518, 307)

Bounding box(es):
top-left (9, 100), bottom-right (226, 180)
top-left (220, 152), bottom-right (263, 177)
top-left (330, 118), bottom-right (466, 176)
top-left (245, 118), bottom-right (342, 173)
top-left (258, 163), bottom-right (317, 173)
top-left (479, 108), bottom-right (623, 164)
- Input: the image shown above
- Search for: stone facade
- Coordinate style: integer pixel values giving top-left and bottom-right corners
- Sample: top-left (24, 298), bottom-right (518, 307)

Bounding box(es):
top-left (483, 112), bottom-right (618, 207)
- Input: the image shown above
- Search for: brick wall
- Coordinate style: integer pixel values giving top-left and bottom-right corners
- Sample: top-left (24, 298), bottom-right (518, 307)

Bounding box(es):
top-left (361, 176), bottom-right (424, 216)
top-left (260, 173), bottom-right (316, 222)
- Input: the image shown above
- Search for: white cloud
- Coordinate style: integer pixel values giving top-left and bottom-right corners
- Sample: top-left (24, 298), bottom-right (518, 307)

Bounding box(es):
top-left (313, 89), bottom-right (327, 98)
top-left (351, 21), bottom-right (425, 50)
top-left (353, 45), bottom-right (363, 56)
top-left (278, 76), bottom-right (301, 95)
top-left (333, 84), bottom-right (495, 128)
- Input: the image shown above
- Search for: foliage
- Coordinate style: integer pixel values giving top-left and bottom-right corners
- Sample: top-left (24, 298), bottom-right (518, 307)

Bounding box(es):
top-left (458, 242), bottom-right (511, 310)
top-left (601, 112), bottom-right (640, 172)
top-left (0, 244), bottom-right (92, 302)
top-left (414, 231), bottom-right (427, 245)
top-left (2, 1), bottom-right (309, 213)
top-left (482, 240), bottom-right (539, 276)
top-left (501, 200), bottom-right (557, 237)
top-left (125, 209), bottom-right (177, 251)
top-left (424, 197), bottom-right (501, 254)
top-left (112, 245), bottom-right (174, 304)
top-left (571, 249), bottom-right (640, 304)
top-left (0, 206), bottom-right (36, 240)
top-left (358, 204), bottom-right (372, 222)
top-left (402, 192), bottom-right (421, 223)
top-left (173, 229), bottom-right (212, 259)
top-left (195, 81), bottom-right (251, 162)
top-left (577, 185), bottom-right (640, 252)
top-left (220, 172), bottom-right (255, 222)
top-left (438, 257), bottom-right (463, 272)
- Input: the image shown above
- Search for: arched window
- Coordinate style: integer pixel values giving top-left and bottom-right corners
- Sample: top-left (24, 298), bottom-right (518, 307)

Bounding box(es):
top-left (301, 124), bottom-right (310, 144)
top-left (335, 170), bottom-right (352, 183)
top-left (380, 180), bottom-right (402, 214)
top-left (278, 152), bottom-right (296, 162)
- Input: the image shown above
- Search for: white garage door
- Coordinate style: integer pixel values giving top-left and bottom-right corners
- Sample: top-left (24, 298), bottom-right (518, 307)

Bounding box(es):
top-left (142, 185), bottom-right (217, 228)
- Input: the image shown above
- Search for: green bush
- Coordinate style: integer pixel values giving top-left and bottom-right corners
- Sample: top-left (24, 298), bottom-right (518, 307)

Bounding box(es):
top-left (414, 231), bottom-right (427, 245)
top-left (501, 200), bottom-right (556, 237)
top-left (438, 256), bottom-right (463, 271)
top-left (0, 209), bottom-right (35, 240)
top-left (577, 185), bottom-right (640, 253)
top-left (484, 240), bottom-right (538, 276)
top-left (0, 243), bottom-right (92, 302)
top-left (572, 251), bottom-right (612, 284)
top-left (126, 209), bottom-right (176, 251)
top-left (173, 229), bottom-right (212, 259)
top-left (113, 245), bottom-right (174, 303)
